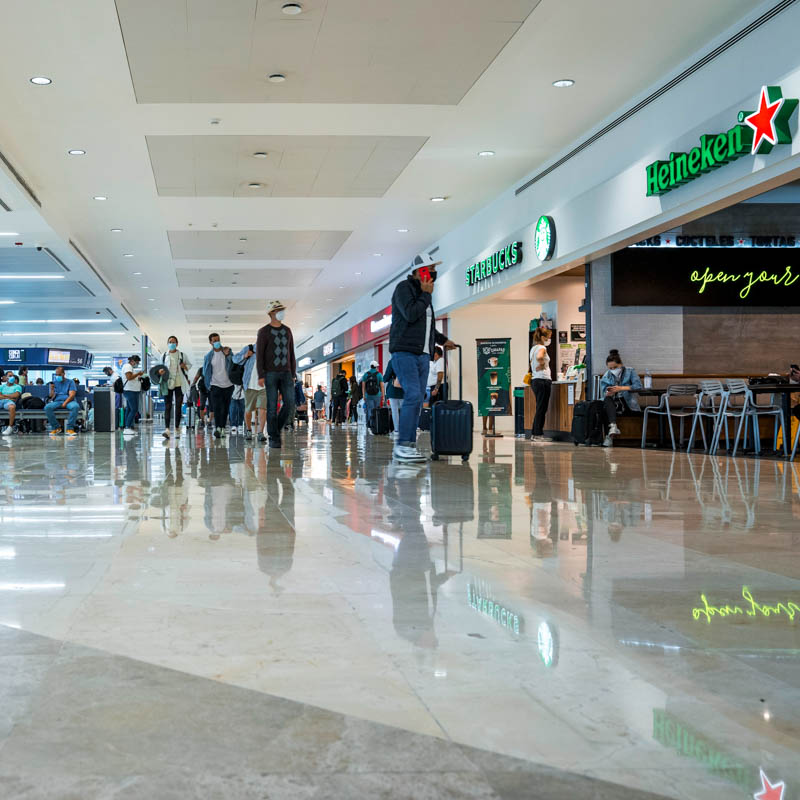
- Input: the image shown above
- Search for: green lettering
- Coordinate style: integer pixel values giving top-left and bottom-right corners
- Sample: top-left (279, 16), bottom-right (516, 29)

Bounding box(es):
top-left (674, 152), bottom-right (689, 184)
top-left (658, 162), bottom-right (670, 192)
top-left (712, 133), bottom-right (729, 164)
top-left (511, 241), bottom-right (519, 264)
top-left (646, 161), bottom-right (661, 196)
top-left (700, 134), bottom-right (716, 171)
top-left (492, 252), bottom-right (499, 274)
top-left (740, 271), bottom-right (755, 299)
top-left (687, 147), bottom-right (701, 175)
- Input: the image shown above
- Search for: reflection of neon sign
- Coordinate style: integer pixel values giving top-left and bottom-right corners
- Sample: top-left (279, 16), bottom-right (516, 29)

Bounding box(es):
top-left (370, 314), bottom-right (391, 333)
top-left (692, 586), bottom-right (800, 624)
top-left (537, 621), bottom-right (558, 667)
top-left (466, 581), bottom-right (522, 635)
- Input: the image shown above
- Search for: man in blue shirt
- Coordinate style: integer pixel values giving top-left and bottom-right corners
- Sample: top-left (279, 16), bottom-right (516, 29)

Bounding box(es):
top-left (1, 372), bottom-right (22, 435)
top-left (360, 361), bottom-right (385, 429)
top-left (46, 366), bottom-right (80, 437)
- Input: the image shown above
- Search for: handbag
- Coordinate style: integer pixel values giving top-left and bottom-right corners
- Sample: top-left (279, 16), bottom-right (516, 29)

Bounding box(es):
top-left (523, 371), bottom-right (532, 385)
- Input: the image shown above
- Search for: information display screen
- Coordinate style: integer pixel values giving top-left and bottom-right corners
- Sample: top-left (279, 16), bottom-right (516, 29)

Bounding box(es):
top-left (3, 348), bottom-right (25, 362)
top-left (48, 349), bottom-right (73, 365)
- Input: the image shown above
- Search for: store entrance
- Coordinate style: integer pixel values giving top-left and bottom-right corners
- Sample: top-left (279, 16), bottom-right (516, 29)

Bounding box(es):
top-left (332, 357), bottom-right (355, 379)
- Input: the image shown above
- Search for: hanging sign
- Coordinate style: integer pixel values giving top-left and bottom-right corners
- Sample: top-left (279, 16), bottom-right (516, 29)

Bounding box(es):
top-left (534, 215), bottom-right (556, 261)
top-left (475, 338), bottom-right (512, 417)
top-left (466, 242), bottom-right (522, 286)
top-left (645, 85), bottom-right (798, 197)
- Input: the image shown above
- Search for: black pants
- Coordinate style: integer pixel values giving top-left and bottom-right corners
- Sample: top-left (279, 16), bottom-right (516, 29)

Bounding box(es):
top-left (603, 396), bottom-right (620, 424)
top-left (349, 396), bottom-right (360, 422)
top-left (531, 379), bottom-right (551, 436)
top-left (209, 385), bottom-right (234, 430)
top-left (333, 395), bottom-right (347, 423)
top-left (164, 387), bottom-right (183, 429)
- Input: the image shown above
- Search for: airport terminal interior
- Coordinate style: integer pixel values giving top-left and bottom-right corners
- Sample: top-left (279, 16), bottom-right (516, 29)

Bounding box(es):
top-left (1, 2), bottom-right (799, 799)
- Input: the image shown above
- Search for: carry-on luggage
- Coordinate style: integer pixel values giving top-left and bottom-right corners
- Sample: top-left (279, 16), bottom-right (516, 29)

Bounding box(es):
top-left (418, 406), bottom-right (432, 431)
top-left (572, 400), bottom-right (604, 445)
top-left (369, 406), bottom-right (392, 435)
top-left (431, 345), bottom-right (473, 462)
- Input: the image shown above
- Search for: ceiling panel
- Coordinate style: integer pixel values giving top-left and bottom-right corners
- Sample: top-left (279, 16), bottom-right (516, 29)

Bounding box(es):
top-left (175, 268), bottom-right (320, 288)
top-left (168, 230), bottom-right (350, 260)
top-left (116, 0), bottom-right (541, 103)
top-left (182, 298), bottom-right (270, 311)
top-left (185, 313), bottom-right (274, 323)
top-left (147, 135), bottom-right (428, 198)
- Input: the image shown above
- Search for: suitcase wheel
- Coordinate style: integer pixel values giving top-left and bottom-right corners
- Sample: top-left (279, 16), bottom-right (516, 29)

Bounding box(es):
top-left (461, 455), bottom-right (469, 462)
top-left (431, 452), bottom-right (439, 461)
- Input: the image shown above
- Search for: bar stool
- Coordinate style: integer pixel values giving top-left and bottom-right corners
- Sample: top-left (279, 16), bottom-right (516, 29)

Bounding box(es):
top-left (687, 381), bottom-right (728, 455)
top-left (640, 384), bottom-right (698, 450)
top-left (722, 378), bottom-right (788, 457)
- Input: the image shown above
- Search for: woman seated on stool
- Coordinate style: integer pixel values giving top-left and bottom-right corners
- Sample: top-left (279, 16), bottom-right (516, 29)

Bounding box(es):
top-left (599, 349), bottom-right (643, 447)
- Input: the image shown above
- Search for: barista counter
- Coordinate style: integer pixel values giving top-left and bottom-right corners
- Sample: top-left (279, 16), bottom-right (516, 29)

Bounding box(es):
top-left (522, 379), bottom-right (584, 440)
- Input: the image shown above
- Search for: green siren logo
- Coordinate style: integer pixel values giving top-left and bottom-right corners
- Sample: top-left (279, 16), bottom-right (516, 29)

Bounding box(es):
top-left (466, 241), bottom-right (522, 286)
top-left (646, 85), bottom-right (798, 197)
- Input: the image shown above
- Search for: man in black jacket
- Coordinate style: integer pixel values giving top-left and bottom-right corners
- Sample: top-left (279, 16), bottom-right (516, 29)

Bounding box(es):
top-left (389, 253), bottom-right (456, 462)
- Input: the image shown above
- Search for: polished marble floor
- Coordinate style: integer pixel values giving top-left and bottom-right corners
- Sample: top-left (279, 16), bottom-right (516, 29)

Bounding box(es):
top-left (0, 422), bottom-right (798, 799)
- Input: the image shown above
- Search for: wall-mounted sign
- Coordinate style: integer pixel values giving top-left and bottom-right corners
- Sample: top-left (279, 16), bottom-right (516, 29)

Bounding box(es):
top-left (297, 356), bottom-right (313, 369)
top-left (612, 247), bottom-right (800, 306)
top-left (632, 234), bottom-right (799, 248)
top-left (370, 313), bottom-right (392, 333)
top-left (534, 215), bottom-right (556, 261)
top-left (5, 349), bottom-right (24, 362)
top-left (465, 241), bottom-right (522, 286)
top-left (645, 85), bottom-right (798, 197)
top-left (691, 585), bottom-right (799, 625)
top-left (322, 341), bottom-right (334, 357)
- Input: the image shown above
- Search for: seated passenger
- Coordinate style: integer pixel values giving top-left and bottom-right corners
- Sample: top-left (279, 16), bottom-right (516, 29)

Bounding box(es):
top-left (1, 372), bottom-right (22, 436)
top-left (45, 367), bottom-right (80, 437)
top-left (599, 349), bottom-right (643, 447)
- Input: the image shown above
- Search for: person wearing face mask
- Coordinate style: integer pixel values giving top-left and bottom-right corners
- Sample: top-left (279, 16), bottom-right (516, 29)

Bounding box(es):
top-left (388, 253), bottom-right (457, 462)
top-left (1, 372), bottom-right (22, 435)
top-left (122, 355), bottom-right (144, 437)
top-left (158, 336), bottom-right (192, 439)
top-left (599, 349), bottom-right (643, 447)
top-left (202, 332), bottom-right (234, 439)
top-left (45, 366), bottom-right (80, 437)
top-left (255, 300), bottom-right (297, 449)
top-left (528, 326), bottom-right (553, 442)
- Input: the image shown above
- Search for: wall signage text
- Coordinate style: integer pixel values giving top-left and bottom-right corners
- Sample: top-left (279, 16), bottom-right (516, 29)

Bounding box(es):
top-left (370, 313), bottom-right (392, 333)
top-left (322, 342), bottom-right (334, 357)
top-left (691, 585), bottom-right (800, 625)
top-left (645, 85), bottom-right (797, 197)
top-left (297, 356), bottom-right (313, 368)
top-left (632, 234), bottom-right (799, 248)
top-left (465, 241), bottom-right (522, 286)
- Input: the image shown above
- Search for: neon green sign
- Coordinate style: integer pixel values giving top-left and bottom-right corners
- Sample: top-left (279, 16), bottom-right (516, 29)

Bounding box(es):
top-left (646, 85), bottom-right (797, 197)
top-left (466, 241), bottom-right (521, 286)
top-left (691, 264), bottom-right (800, 298)
top-left (466, 582), bottom-right (522, 635)
top-left (691, 585), bottom-right (800, 624)
top-left (534, 215), bottom-right (555, 261)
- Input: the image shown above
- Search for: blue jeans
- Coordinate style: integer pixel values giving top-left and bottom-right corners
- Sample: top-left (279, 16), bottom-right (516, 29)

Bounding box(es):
top-left (364, 394), bottom-right (381, 427)
top-left (229, 397), bottom-right (244, 427)
top-left (45, 400), bottom-right (80, 430)
top-left (123, 390), bottom-right (140, 429)
top-left (392, 351), bottom-right (430, 446)
top-left (265, 371), bottom-right (295, 440)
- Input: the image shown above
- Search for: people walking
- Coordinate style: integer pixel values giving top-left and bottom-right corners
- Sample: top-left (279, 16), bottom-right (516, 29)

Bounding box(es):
top-left (46, 367), bottom-right (80, 437)
top-left (313, 385), bottom-right (326, 420)
top-left (348, 376), bottom-right (361, 423)
top-left (528, 327), bottom-right (553, 442)
top-left (121, 355), bottom-right (144, 437)
top-left (158, 336), bottom-right (192, 439)
top-left (388, 252), bottom-right (456, 462)
top-left (234, 343), bottom-right (267, 442)
top-left (202, 333), bottom-right (234, 439)
top-left (383, 357), bottom-right (404, 438)
top-left (255, 300), bottom-right (297, 449)
top-left (331, 369), bottom-right (348, 425)
top-left (360, 360), bottom-right (385, 429)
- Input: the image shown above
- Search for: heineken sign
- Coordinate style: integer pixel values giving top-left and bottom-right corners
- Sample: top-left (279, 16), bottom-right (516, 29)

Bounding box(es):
top-left (646, 85), bottom-right (798, 197)
top-left (466, 241), bottom-right (522, 286)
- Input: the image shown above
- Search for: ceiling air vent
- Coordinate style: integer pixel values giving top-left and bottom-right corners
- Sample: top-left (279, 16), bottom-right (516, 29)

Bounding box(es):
top-left (119, 322), bottom-right (129, 331)
top-left (296, 336), bottom-right (313, 348)
top-left (69, 240), bottom-right (111, 292)
top-left (0, 197), bottom-right (10, 212)
top-left (120, 303), bottom-right (140, 328)
top-left (320, 311), bottom-right (347, 332)
top-left (105, 307), bottom-right (117, 318)
top-left (0, 148), bottom-right (41, 207)
top-left (43, 247), bottom-right (70, 273)
top-left (77, 281), bottom-right (96, 297)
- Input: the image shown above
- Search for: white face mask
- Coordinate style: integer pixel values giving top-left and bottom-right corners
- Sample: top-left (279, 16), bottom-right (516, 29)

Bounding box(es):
top-left (611, 367), bottom-right (623, 378)
top-left (275, 310), bottom-right (285, 322)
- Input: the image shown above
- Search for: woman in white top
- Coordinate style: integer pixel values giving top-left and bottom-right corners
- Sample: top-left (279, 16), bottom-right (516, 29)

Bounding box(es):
top-left (529, 326), bottom-right (552, 441)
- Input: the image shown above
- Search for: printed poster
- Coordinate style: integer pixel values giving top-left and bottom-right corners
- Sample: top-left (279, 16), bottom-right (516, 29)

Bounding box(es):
top-left (570, 323), bottom-right (586, 342)
top-left (476, 338), bottom-right (511, 417)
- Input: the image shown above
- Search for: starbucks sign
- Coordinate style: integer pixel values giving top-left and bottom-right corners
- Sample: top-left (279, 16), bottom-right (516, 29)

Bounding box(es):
top-left (534, 215), bottom-right (556, 261)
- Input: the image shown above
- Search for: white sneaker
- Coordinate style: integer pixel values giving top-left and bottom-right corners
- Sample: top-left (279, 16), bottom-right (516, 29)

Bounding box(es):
top-left (393, 444), bottom-right (426, 462)
top-left (123, 429), bottom-right (137, 437)
top-left (162, 429), bottom-right (171, 439)
top-left (1, 426), bottom-right (12, 436)
top-left (608, 423), bottom-right (621, 436)
top-left (603, 435), bottom-right (613, 447)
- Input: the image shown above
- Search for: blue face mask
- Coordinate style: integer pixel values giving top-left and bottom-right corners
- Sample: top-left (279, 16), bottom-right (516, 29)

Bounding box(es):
top-left (7, 377), bottom-right (15, 384)
top-left (213, 341), bottom-right (222, 350)
top-left (168, 343), bottom-right (177, 351)
top-left (54, 375), bottom-right (63, 383)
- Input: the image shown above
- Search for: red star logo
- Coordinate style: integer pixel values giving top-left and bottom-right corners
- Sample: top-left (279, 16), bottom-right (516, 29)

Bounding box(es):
top-left (745, 87), bottom-right (783, 154)
top-left (754, 769), bottom-right (785, 800)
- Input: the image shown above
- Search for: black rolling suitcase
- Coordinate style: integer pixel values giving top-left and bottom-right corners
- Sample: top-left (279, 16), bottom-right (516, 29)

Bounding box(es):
top-left (431, 345), bottom-right (473, 462)
top-left (418, 406), bottom-right (432, 431)
top-left (370, 406), bottom-right (392, 435)
top-left (571, 400), bottom-right (604, 445)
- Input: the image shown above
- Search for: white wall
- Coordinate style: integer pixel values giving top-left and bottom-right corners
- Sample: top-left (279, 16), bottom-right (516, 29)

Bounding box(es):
top-left (297, 0), bottom-right (800, 363)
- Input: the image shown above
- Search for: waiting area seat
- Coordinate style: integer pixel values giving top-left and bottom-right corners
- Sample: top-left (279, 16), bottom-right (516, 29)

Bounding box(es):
top-left (0, 384), bottom-right (90, 429)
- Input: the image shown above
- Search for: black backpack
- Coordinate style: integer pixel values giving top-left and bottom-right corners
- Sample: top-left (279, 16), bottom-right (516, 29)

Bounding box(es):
top-left (113, 377), bottom-right (124, 393)
top-left (364, 371), bottom-right (379, 396)
top-left (229, 361), bottom-right (245, 386)
top-left (21, 395), bottom-right (45, 410)
top-left (332, 376), bottom-right (346, 397)
top-left (140, 376), bottom-right (151, 392)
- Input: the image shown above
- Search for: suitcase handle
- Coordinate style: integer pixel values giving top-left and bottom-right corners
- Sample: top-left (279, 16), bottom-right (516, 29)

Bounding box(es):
top-left (443, 343), bottom-right (462, 401)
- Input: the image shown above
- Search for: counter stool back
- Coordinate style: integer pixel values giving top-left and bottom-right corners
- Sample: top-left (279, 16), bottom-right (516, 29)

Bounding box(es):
top-left (687, 380), bottom-right (728, 455)
top-left (723, 378), bottom-right (788, 457)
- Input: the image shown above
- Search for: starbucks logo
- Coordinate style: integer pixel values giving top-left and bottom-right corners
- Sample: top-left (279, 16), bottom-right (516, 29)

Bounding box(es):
top-left (534, 215), bottom-right (556, 262)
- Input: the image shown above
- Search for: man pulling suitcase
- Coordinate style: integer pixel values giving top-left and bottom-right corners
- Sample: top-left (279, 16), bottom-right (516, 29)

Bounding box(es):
top-left (388, 253), bottom-right (457, 462)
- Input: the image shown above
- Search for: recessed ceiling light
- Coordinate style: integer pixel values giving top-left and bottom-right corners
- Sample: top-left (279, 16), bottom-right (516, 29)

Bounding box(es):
top-left (148, 298), bottom-right (155, 301)
top-left (0, 232), bottom-right (19, 237)
top-left (68, 149), bottom-right (86, 156)
top-left (268, 73), bottom-right (287, 83)
top-left (123, 253), bottom-right (134, 258)
top-left (397, 228), bottom-right (409, 233)
top-left (0, 300), bottom-right (15, 305)
top-left (430, 196), bottom-right (447, 202)
top-left (239, 237), bottom-right (247, 242)
top-left (247, 182), bottom-right (262, 188)
top-left (93, 195), bottom-right (107, 201)
top-left (133, 272), bottom-right (142, 275)
top-left (110, 228), bottom-right (123, 233)
top-left (477, 150), bottom-right (495, 157)
top-left (0, 274), bottom-right (63, 280)
top-left (236, 251), bottom-right (245, 255)
top-left (355, 271), bottom-right (362, 276)
top-left (30, 76), bottom-right (52, 85)
top-left (210, 118), bottom-right (221, 125)
top-left (373, 253), bottom-right (382, 257)
top-left (140, 285), bottom-right (149, 289)
top-left (282, 2), bottom-right (303, 14)
top-left (252, 152), bottom-right (268, 159)
top-left (552, 79), bottom-right (575, 88)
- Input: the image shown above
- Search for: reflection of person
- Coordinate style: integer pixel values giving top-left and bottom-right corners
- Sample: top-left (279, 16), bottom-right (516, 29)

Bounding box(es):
top-left (256, 456), bottom-right (296, 593)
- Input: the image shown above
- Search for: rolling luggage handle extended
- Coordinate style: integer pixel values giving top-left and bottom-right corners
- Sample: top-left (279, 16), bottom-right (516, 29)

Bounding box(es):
top-left (442, 343), bottom-right (462, 402)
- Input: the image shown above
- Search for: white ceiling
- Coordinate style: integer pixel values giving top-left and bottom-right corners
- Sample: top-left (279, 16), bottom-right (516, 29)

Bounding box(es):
top-left (0, 0), bottom-right (762, 360)
top-left (168, 229), bottom-right (350, 259)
